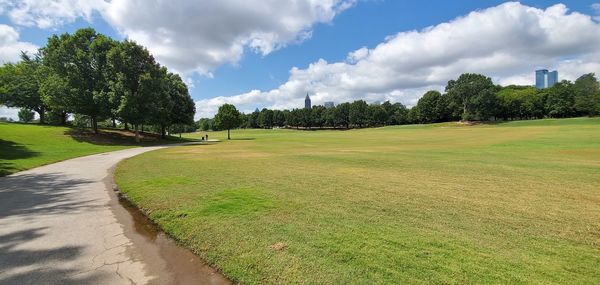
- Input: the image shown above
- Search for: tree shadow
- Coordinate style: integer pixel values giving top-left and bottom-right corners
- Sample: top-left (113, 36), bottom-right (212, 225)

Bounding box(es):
top-left (228, 138), bottom-right (255, 140)
top-left (0, 139), bottom-right (40, 177)
top-left (0, 172), bottom-right (112, 284)
top-left (0, 227), bottom-right (108, 285)
top-left (0, 172), bottom-right (98, 219)
top-left (64, 128), bottom-right (200, 147)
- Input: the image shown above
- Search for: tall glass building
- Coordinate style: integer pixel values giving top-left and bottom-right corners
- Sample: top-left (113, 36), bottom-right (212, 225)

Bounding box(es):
top-left (547, 71), bottom-right (558, 87)
top-left (535, 69), bottom-right (558, 89)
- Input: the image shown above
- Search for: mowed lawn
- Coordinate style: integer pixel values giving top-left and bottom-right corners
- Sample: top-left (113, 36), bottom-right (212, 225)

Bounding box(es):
top-left (0, 122), bottom-right (184, 176)
top-left (115, 118), bottom-right (600, 284)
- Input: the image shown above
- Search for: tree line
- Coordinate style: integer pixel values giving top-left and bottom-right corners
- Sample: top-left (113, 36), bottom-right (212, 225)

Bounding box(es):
top-left (0, 28), bottom-right (195, 141)
top-left (202, 72), bottom-right (600, 135)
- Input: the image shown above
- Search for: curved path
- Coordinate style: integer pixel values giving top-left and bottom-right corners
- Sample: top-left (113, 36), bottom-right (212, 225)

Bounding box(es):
top-left (0, 146), bottom-right (231, 285)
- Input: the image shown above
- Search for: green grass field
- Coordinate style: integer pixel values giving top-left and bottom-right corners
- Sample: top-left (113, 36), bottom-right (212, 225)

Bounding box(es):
top-left (0, 122), bottom-right (188, 176)
top-left (115, 117), bottom-right (600, 284)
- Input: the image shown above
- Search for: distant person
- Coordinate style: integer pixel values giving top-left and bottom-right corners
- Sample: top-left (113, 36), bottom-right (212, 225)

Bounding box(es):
top-left (205, 134), bottom-right (209, 141)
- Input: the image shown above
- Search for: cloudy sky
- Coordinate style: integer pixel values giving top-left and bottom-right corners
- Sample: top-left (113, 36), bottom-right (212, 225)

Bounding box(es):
top-left (1, 0), bottom-right (600, 119)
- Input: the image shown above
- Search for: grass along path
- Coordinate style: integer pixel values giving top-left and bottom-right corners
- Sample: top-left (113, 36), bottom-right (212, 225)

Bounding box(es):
top-left (0, 122), bottom-right (191, 176)
top-left (115, 117), bottom-right (600, 284)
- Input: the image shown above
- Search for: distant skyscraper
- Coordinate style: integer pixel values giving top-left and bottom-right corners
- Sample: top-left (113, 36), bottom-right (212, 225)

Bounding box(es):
top-left (547, 70), bottom-right (558, 87)
top-left (535, 69), bottom-right (558, 89)
top-left (324, 101), bottom-right (335, 108)
top-left (305, 93), bottom-right (311, 109)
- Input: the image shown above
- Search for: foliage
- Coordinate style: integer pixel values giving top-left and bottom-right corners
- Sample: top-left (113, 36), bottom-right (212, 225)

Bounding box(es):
top-left (231, 73), bottom-right (598, 130)
top-left (0, 28), bottom-right (195, 141)
top-left (17, 108), bottom-right (34, 123)
top-left (349, 100), bottom-right (369, 127)
top-left (545, 81), bottom-right (576, 118)
top-left (574, 73), bottom-right (600, 116)
top-left (414, 90), bottom-right (443, 123)
top-left (0, 52), bottom-right (48, 123)
top-left (445, 73), bottom-right (497, 120)
top-left (214, 104), bottom-right (242, 139)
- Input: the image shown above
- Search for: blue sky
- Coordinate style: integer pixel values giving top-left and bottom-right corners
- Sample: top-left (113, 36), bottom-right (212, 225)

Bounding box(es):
top-left (1, 1), bottom-right (600, 118)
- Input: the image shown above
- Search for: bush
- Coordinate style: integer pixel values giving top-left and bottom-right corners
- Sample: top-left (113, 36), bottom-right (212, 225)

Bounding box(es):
top-left (18, 109), bottom-right (34, 123)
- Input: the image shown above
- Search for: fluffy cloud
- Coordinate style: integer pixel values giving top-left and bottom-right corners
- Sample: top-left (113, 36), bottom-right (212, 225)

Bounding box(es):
top-left (0, 0), bottom-right (105, 29)
top-left (0, 0), bottom-right (354, 75)
top-left (194, 2), bottom-right (600, 118)
top-left (101, 0), bottom-right (354, 74)
top-left (0, 24), bottom-right (37, 63)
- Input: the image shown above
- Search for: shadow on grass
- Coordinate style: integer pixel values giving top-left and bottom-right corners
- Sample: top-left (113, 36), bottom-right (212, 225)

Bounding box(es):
top-left (0, 139), bottom-right (39, 176)
top-left (227, 138), bottom-right (255, 141)
top-left (64, 128), bottom-right (200, 147)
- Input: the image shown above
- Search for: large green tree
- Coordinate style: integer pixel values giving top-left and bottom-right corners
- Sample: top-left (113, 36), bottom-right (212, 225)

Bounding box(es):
top-left (107, 40), bottom-right (159, 141)
top-left (39, 72), bottom-right (73, 125)
top-left (311, 105), bottom-right (326, 128)
top-left (445, 73), bottom-right (497, 121)
top-left (573, 73), bottom-right (600, 116)
top-left (214, 104), bottom-right (242, 140)
top-left (369, 104), bottom-right (387, 126)
top-left (166, 73), bottom-right (195, 135)
top-left (545, 80), bottom-right (576, 118)
top-left (0, 52), bottom-right (49, 123)
top-left (258, 108), bottom-right (274, 128)
top-left (43, 28), bottom-right (116, 133)
top-left (349, 100), bottom-right (369, 128)
top-left (333, 102), bottom-right (350, 128)
top-left (414, 90), bottom-right (443, 123)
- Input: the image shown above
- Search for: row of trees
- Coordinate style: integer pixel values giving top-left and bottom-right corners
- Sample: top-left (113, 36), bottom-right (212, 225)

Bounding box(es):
top-left (204, 73), bottom-right (599, 135)
top-left (411, 73), bottom-right (600, 124)
top-left (0, 28), bottom-right (195, 141)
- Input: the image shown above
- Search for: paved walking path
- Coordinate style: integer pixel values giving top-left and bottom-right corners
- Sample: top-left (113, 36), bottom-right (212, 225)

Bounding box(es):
top-left (0, 146), bottom-right (230, 285)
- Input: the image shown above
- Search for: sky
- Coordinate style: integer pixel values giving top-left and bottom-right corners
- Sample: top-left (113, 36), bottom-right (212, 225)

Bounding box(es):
top-left (1, 0), bottom-right (600, 119)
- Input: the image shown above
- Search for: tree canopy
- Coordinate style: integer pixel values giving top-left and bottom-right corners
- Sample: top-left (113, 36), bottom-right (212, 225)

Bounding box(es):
top-left (214, 104), bottom-right (242, 140)
top-left (0, 28), bottom-right (196, 141)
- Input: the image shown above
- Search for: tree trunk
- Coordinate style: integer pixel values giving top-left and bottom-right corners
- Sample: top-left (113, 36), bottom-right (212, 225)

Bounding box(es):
top-left (227, 128), bottom-right (230, 140)
top-left (61, 112), bottom-right (67, 125)
top-left (124, 122), bottom-right (129, 131)
top-left (161, 125), bottom-right (166, 139)
top-left (134, 125), bottom-right (140, 143)
top-left (141, 124), bottom-right (144, 132)
top-left (112, 118), bottom-right (116, 128)
top-left (92, 117), bottom-right (98, 134)
top-left (37, 107), bottom-right (45, 124)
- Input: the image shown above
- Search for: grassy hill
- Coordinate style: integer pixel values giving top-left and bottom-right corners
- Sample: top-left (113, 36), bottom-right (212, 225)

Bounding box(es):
top-left (0, 122), bottom-right (189, 176)
top-left (115, 117), bottom-right (600, 284)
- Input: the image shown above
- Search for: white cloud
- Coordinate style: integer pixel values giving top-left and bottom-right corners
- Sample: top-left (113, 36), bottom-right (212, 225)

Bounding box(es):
top-left (0, 0), bottom-right (106, 29)
top-left (0, 0), bottom-right (354, 75)
top-left (0, 106), bottom-right (19, 120)
top-left (194, 2), bottom-right (600, 118)
top-left (0, 24), bottom-right (38, 64)
top-left (101, 0), bottom-right (354, 75)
